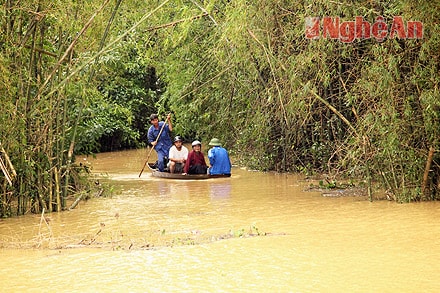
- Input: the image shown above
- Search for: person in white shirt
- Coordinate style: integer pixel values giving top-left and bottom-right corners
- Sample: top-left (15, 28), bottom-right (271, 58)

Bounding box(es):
top-left (167, 136), bottom-right (188, 173)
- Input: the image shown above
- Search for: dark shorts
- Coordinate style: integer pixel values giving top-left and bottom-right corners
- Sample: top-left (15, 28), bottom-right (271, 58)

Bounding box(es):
top-left (174, 163), bottom-right (184, 173)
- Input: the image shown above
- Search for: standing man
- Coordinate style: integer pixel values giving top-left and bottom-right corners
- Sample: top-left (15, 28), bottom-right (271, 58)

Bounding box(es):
top-left (207, 138), bottom-right (231, 175)
top-left (148, 113), bottom-right (173, 172)
top-left (168, 136), bottom-right (188, 173)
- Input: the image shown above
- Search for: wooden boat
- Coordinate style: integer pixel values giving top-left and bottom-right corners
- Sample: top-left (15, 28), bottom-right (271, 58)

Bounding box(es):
top-left (148, 163), bottom-right (230, 180)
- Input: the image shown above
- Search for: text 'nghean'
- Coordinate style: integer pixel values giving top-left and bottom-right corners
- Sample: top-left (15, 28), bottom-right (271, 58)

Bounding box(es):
top-left (305, 16), bottom-right (423, 42)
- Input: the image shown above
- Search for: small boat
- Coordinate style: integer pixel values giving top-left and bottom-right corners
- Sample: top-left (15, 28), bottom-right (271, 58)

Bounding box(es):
top-left (148, 163), bottom-right (231, 180)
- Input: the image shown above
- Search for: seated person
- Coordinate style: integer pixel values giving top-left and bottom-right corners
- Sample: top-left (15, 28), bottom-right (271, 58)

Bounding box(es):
top-left (183, 140), bottom-right (208, 174)
top-left (167, 136), bottom-right (188, 173)
top-left (207, 138), bottom-right (231, 175)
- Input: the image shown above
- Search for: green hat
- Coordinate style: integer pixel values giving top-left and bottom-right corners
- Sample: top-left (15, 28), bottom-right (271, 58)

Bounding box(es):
top-left (208, 138), bottom-right (222, 146)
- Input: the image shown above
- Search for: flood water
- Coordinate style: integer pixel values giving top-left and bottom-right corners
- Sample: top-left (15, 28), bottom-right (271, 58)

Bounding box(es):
top-left (1, 148), bottom-right (440, 292)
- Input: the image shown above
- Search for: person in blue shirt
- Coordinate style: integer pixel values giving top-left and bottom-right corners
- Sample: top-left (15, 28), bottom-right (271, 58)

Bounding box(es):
top-left (207, 138), bottom-right (231, 175)
top-left (148, 113), bottom-right (173, 172)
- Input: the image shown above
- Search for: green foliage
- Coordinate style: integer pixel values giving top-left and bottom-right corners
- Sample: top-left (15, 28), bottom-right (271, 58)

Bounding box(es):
top-left (76, 92), bottom-right (140, 153)
top-left (95, 39), bottom-right (164, 147)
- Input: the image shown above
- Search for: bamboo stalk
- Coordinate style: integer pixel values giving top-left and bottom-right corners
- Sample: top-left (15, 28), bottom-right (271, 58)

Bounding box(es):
top-left (422, 147), bottom-right (435, 200)
top-left (69, 192), bottom-right (84, 210)
top-left (62, 141), bottom-right (75, 210)
top-left (24, 45), bottom-right (57, 57)
top-left (380, 170), bottom-right (395, 201)
top-left (48, 175), bottom-right (53, 213)
top-left (34, 0), bottom-right (112, 100)
top-left (247, 28), bottom-right (289, 128)
top-left (54, 166), bottom-right (61, 212)
top-left (60, 0), bottom-right (169, 206)
top-left (34, 0), bottom-right (172, 107)
top-left (0, 142), bottom-right (17, 177)
top-left (145, 13), bottom-right (208, 31)
top-left (366, 160), bottom-right (372, 202)
top-left (0, 157), bottom-right (12, 186)
top-left (388, 151), bottom-right (399, 192)
top-left (37, 167), bottom-right (46, 213)
top-left (88, 0), bottom-right (123, 81)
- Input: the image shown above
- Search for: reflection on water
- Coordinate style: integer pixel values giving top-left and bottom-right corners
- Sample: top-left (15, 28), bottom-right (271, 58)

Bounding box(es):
top-left (209, 181), bottom-right (232, 199)
top-left (1, 149), bottom-right (440, 292)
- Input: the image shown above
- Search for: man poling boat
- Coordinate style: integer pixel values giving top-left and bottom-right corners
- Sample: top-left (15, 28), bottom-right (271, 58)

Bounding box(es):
top-left (138, 113), bottom-right (172, 177)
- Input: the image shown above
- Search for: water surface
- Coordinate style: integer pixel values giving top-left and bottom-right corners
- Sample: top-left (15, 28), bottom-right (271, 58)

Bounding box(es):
top-left (1, 149), bottom-right (439, 292)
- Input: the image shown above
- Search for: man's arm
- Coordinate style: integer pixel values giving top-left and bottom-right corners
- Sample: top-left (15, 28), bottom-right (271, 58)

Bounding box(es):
top-left (147, 127), bottom-right (155, 145)
top-left (167, 113), bottom-right (173, 132)
top-left (208, 148), bottom-right (215, 165)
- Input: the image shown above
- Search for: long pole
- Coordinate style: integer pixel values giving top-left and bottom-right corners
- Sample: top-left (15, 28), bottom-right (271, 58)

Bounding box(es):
top-left (138, 116), bottom-right (168, 177)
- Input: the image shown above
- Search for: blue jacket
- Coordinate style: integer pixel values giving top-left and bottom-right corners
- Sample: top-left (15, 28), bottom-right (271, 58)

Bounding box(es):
top-left (147, 121), bottom-right (172, 155)
top-left (208, 146), bottom-right (231, 175)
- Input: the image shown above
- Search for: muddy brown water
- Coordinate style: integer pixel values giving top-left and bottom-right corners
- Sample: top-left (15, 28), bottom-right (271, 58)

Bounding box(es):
top-left (1, 148), bottom-right (439, 292)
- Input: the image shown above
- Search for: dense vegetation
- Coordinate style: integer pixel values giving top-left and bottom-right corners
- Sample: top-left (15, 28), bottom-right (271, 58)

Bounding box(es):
top-left (0, 0), bottom-right (439, 216)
